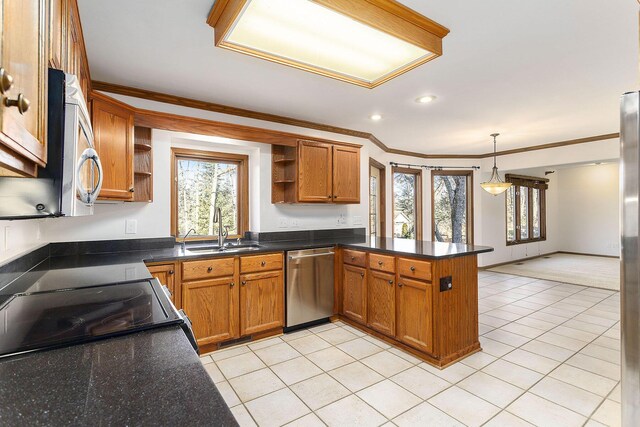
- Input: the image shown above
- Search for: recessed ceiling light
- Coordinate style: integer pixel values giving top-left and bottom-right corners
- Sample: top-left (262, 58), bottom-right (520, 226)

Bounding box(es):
top-left (207, 0), bottom-right (449, 88)
top-left (370, 114), bottom-right (383, 121)
top-left (416, 95), bottom-right (436, 104)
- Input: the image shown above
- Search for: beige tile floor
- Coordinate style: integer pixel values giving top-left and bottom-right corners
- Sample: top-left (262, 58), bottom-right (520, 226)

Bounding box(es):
top-left (200, 271), bottom-right (621, 427)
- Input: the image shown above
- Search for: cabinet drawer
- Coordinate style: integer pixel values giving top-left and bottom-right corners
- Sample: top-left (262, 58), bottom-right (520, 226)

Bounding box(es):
top-left (241, 253), bottom-right (283, 273)
top-left (398, 258), bottom-right (432, 282)
top-left (343, 249), bottom-right (366, 267)
top-left (368, 253), bottom-right (395, 273)
top-left (182, 257), bottom-right (235, 281)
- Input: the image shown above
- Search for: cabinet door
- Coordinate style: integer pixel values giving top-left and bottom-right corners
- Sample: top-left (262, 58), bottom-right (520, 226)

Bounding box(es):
top-left (367, 269), bottom-right (396, 336)
top-left (48, 0), bottom-right (64, 69)
top-left (182, 277), bottom-right (238, 346)
top-left (148, 263), bottom-right (178, 307)
top-left (396, 277), bottom-right (433, 354)
top-left (240, 270), bottom-right (284, 336)
top-left (332, 145), bottom-right (360, 203)
top-left (342, 264), bottom-right (367, 324)
top-left (0, 0), bottom-right (48, 175)
top-left (298, 140), bottom-right (332, 202)
top-left (92, 93), bottom-right (134, 200)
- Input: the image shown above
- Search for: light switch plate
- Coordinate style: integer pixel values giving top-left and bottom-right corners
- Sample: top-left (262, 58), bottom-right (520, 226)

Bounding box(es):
top-left (125, 219), bottom-right (137, 234)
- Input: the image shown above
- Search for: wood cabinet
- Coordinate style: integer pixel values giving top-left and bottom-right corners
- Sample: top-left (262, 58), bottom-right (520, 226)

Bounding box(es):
top-left (367, 269), bottom-right (396, 336)
top-left (176, 252), bottom-right (284, 350)
top-left (0, 0), bottom-right (48, 176)
top-left (338, 249), bottom-right (479, 368)
top-left (298, 140), bottom-right (333, 202)
top-left (240, 270), bottom-right (284, 335)
top-left (332, 145), bottom-right (360, 203)
top-left (272, 139), bottom-right (361, 204)
top-left (182, 277), bottom-right (238, 346)
top-left (342, 264), bottom-right (367, 324)
top-left (396, 276), bottom-right (433, 353)
top-left (91, 92), bottom-right (135, 200)
top-left (147, 262), bottom-right (179, 306)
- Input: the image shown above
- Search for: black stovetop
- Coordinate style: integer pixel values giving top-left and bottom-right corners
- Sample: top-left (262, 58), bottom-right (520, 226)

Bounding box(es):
top-left (0, 279), bottom-right (182, 358)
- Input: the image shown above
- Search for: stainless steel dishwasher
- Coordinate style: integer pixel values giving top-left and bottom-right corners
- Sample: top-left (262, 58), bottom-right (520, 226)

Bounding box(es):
top-left (286, 247), bottom-right (335, 330)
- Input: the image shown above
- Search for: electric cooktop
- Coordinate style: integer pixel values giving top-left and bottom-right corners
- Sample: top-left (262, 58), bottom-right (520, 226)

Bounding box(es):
top-left (0, 280), bottom-right (184, 358)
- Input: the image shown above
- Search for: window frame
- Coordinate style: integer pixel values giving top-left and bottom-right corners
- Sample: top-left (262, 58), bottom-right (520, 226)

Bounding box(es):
top-left (171, 148), bottom-right (249, 241)
top-left (430, 170), bottom-right (474, 245)
top-left (505, 174), bottom-right (548, 246)
top-left (369, 158), bottom-right (386, 238)
top-left (391, 166), bottom-right (423, 240)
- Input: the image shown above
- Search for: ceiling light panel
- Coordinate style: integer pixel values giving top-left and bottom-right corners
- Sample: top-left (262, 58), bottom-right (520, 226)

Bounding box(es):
top-left (208, 0), bottom-right (450, 88)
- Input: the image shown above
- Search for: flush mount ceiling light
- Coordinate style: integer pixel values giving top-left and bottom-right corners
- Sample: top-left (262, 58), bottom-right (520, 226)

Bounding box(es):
top-left (207, 0), bottom-right (449, 88)
top-left (370, 114), bottom-right (383, 121)
top-left (415, 95), bottom-right (436, 104)
top-left (481, 133), bottom-right (512, 196)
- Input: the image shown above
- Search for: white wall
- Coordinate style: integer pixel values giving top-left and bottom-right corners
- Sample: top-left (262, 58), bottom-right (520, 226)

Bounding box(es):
top-left (0, 218), bottom-right (44, 263)
top-left (557, 162), bottom-right (620, 256)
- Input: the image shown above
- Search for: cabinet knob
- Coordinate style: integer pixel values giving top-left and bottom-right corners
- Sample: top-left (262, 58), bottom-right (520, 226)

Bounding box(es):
top-left (242, 281), bottom-right (247, 286)
top-left (398, 282), bottom-right (404, 287)
top-left (261, 261), bottom-right (266, 267)
top-left (410, 266), bottom-right (416, 272)
top-left (0, 68), bottom-right (14, 94)
top-left (327, 196), bottom-right (331, 199)
top-left (360, 273), bottom-right (364, 278)
top-left (207, 266), bottom-right (213, 272)
top-left (4, 93), bottom-right (29, 114)
top-left (388, 280), bottom-right (393, 285)
top-left (230, 282), bottom-right (235, 287)
top-left (168, 270), bottom-right (174, 275)
top-left (351, 256), bottom-right (355, 261)
top-left (129, 187), bottom-right (135, 193)
top-left (378, 261), bottom-right (383, 266)
top-left (333, 195), bottom-right (337, 198)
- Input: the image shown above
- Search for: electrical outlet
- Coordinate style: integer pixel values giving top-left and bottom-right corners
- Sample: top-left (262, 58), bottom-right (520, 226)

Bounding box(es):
top-left (278, 218), bottom-right (289, 228)
top-left (290, 219), bottom-right (299, 228)
top-left (125, 219), bottom-right (137, 234)
top-left (440, 276), bottom-right (453, 292)
top-left (337, 214), bottom-right (346, 226)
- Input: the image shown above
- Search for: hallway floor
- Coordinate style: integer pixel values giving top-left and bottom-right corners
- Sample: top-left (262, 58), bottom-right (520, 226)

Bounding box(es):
top-left (200, 271), bottom-right (621, 427)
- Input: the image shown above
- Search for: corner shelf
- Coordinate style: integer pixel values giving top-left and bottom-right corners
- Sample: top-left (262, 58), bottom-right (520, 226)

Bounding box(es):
top-left (272, 145), bottom-right (298, 204)
top-left (133, 127), bottom-right (153, 202)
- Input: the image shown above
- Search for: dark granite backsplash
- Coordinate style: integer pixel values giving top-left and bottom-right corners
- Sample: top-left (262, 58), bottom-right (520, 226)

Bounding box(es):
top-left (49, 236), bottom-right (176, 256)
top-left (245, 227), bottom-right (366, 242)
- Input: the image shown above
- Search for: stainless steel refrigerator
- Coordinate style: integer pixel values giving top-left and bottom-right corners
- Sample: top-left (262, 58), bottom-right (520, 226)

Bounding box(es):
top-left (621, 91), bottom-right (640, 426)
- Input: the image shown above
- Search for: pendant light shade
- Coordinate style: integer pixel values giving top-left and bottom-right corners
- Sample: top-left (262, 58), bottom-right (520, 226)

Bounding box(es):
top-left (481, 133), bottom-right (512, 196)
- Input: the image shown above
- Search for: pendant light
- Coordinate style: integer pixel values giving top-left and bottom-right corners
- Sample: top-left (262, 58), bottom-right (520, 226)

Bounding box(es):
top-left (481, 133), bottom-right (512, 195)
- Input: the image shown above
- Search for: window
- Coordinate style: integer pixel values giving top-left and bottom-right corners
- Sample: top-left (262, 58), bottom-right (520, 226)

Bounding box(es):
top-left (171, 148), bottom-right (249, 240)
top-left (431, 171), bottom-right (473, 244)
top-left (505, 174), bottom-right (548, 245)
top-left (369, 159), bottom-right (386, 238)
top-left (392, 167), bottom-right (422, 240)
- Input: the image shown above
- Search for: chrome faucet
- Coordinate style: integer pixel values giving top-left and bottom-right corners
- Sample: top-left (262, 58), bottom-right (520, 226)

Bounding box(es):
top-left (181, 228), bottom-right (196, 252)
top-left (213, 208), bottom-right (229, 248)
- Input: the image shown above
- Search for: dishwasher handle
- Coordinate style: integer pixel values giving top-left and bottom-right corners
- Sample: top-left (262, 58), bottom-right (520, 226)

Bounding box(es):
top-left (288, 252), bottom-right (335, 260)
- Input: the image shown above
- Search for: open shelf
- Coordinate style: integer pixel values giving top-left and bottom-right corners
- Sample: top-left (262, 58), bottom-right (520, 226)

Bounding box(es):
top-left (134, 171), bottom-right (153, 177)
top-left (133, 127), bottom-right (153, 202)
top-left (134, 143), bottom-right (152, 151)
top-left (274, 179), bottom-right (295, 184)
top-left (273, 158), bottom-right (295, 163)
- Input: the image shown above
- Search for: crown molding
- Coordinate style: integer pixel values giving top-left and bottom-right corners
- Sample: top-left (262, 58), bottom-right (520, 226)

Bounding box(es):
top-left (92, 80), bottom-right (619, 160)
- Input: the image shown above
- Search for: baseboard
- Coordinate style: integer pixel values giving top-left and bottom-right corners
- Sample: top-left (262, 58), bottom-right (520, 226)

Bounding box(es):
top-left (480, 250), bottom-right (620, 270)
top-left (479, 251), bottom-right (558, 270)
top-left (556, 251), bottom-right (620, 259)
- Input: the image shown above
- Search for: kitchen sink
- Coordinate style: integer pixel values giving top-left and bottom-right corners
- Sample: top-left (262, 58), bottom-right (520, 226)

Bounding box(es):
top-left (185, 244), bottom-right (262, 254)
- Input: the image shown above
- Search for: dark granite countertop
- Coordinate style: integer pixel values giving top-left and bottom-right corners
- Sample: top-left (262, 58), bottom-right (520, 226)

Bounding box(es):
top-left (0, 325), bottom-right (237, 426)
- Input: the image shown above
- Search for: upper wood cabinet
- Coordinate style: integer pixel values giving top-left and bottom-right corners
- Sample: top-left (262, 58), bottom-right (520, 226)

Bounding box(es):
top-left (272, 139), bottom-right (361, 204)
top-left (0, 0), bottom-right (48, 176)
top-left (91, 92), bottom-right (135, 201)
top-left (332, 145), bottom-right (360, 203)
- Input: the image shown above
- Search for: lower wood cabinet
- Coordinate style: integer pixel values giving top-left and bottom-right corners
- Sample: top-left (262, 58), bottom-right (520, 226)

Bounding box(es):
top-left (240, 270), bottom-right (284, 336)
top-left (173, 253), bottom-right (284, 349)
top-left (342, 264), bottom-right (367, 324)
top-left (367, 269), bottom-right (396, 337)
top-left (147, 262), bottom-right (178, 306)
top-left (182, 277), bottom-right (238, 346)
top-left (396, 276), bottom-right (433, 354)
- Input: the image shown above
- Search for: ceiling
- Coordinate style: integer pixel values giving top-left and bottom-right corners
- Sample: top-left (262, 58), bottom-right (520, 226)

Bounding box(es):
top-left (78, 0), bottom-right (638, 155)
